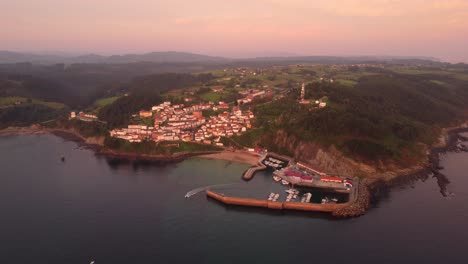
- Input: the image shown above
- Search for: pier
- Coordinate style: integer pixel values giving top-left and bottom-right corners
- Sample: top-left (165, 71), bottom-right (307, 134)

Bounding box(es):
top-left (242, 152), bottom-right (292, 181)
top-left (206, 189), bottom-right (345, 213)
top-left (242, 163), bottom-right (267, 180)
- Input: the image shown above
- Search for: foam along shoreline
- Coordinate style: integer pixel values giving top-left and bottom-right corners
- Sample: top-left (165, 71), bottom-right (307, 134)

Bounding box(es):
top-left (197, 151), bottom-right (261, 166)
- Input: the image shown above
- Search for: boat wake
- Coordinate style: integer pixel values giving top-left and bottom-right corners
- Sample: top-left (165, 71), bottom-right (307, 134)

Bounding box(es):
top-left (185, 183), bottom-right (238, 198)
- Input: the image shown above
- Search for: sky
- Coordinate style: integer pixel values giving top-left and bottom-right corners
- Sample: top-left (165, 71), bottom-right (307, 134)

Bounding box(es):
top-left (1, 0), bottom-right (467, 62)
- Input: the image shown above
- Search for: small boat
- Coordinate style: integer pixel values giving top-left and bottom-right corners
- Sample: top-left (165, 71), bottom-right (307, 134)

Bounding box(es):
top-left (273, 193), bottom-right (279, 201)
top-left (268, 193), bottom-right (275, 200)
top-left (331, 197), bottom-right (338, 203)
top-left (273, 176), bottom-right (282, 182)
top-left (281, 180), bottom-right (289, 185)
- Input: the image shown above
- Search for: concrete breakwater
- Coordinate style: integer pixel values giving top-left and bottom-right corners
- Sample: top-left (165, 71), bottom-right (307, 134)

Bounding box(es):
top-left (206, 189), bottom-right (344, 213)
top-left (332, 179), bottom-right (370, 217)
top-left (242, 163), bottom-right (267, 180)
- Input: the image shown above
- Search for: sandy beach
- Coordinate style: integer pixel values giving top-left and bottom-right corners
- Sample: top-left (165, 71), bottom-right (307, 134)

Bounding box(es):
top-left (197, 151), bottom-right (261, 166)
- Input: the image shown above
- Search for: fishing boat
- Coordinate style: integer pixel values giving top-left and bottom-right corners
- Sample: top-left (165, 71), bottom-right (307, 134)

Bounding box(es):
top-left (273, 175), bottom-right (282, 182)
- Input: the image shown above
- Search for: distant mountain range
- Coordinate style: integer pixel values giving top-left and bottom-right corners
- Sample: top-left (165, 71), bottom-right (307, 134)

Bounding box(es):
top-left (0, 50), bottom-right (440, 65)
top-left (0, 51), bottom-right (227, 64)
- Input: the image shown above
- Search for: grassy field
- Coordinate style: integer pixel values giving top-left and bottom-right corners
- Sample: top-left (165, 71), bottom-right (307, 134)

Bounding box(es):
top-left (392, 68), bottom-right (453, 76)
top-left (430, 80), bottom-right (447, 86)
top-left (0, 96), bottom-right (65, 109)
top-left (392, 68), bottom-right (468, 81)
top-left (130, 117), bottom-right (154, 127)
top-left (94, 96), bottom-right (120, 107)
top-left (0, 96), bottom-right (26, 106)
top-left (200, 91), bottom-right (223, 102)
top-left (169, 142), bottom-right (222, 154)
top-left (337, 79), bottom-right (358, 87)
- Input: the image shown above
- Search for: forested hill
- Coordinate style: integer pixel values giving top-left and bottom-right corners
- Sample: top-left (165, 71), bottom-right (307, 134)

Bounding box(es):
top-left (248, 70), bottom-right (468, 164)
top-left (97, 73), bottom-right (215, 128)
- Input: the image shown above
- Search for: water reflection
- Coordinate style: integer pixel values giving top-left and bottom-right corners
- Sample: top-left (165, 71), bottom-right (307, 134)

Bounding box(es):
top-left (103, 156), bottom-right (180, 172)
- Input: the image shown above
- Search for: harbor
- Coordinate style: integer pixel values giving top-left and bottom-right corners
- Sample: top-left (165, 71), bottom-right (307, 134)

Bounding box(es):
top-left (208, 152), bottom-right (362, 216)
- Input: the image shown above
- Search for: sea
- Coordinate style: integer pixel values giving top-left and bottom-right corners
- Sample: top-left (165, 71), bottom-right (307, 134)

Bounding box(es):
top-left (0, 134), bottom-right (467, 264)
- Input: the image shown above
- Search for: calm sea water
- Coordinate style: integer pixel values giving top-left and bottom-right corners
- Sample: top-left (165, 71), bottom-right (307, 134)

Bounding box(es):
top-left (1, 134), bottom-right (467, 264)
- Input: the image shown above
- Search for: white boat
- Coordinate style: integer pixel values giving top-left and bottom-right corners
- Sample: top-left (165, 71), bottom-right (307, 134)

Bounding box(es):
top-left (281, 180), bottom-right (289, 185)
top-left (268, 193), bottom-right (275, 200)
top-left (273, 176), bottom-right (282, 182)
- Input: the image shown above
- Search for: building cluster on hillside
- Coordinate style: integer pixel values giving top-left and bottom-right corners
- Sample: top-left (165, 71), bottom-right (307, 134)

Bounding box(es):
top-left (237, 89), bottom-right (266, 105)
top-left (70, 111), bottom-right (98, 122)
top-left (224, 67), bottom-right (266, 79)
top-left (194, 106), bottom-right (254, 145)
top-left (110, 101), bottom-right (254, 145)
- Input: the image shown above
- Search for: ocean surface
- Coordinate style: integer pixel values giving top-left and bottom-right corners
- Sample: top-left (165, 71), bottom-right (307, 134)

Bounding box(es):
top-left (1, 134), bottom-right (467, 264)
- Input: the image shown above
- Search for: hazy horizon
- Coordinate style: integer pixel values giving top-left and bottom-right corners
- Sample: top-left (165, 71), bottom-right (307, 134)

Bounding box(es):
top-left (1, 0), bottom-right (467, 63)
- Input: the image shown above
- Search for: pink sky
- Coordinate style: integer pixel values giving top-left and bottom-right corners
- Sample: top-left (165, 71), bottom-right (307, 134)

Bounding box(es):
top-left (1, 0), bottom-right (467, 62)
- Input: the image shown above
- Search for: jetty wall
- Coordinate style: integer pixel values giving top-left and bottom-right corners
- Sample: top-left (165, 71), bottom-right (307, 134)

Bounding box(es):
top-left (206, 190), bottom-right (344, 213)
top-left (242, 163), bottom-right (267, 180)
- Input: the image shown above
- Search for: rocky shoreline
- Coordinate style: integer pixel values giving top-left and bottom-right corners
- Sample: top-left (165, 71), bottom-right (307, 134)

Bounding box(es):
top-left (0, 125), bottom-right (226, 164)
top-left (330, 123), bottom-right (468, 218)
top-left (365, 124), bottom-right (468, 212)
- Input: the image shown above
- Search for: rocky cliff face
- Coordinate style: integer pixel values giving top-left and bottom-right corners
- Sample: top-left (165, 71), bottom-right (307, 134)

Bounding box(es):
top-left (271, 130), bottom-right (418, 179)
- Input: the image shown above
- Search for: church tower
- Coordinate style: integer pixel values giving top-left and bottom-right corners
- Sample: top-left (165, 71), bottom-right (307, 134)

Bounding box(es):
top-left (300, 82), bottom-right (305, 100)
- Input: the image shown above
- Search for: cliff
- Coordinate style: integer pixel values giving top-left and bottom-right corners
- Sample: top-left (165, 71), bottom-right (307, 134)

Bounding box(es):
top-left (270, 130), bottom-right (426, 181)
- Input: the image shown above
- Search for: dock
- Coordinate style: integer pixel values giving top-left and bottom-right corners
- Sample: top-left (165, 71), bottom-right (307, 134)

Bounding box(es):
top-left (242, 152), bottom-right (292, 181)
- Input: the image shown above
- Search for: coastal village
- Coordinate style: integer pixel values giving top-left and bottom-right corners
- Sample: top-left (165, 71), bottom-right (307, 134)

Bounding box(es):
top-left (64, 64), bottom-right (405, 217)
top-left (8, 63), bottom-right (467, 218)
top-left (69, 64), bottom-right (343, 147)
top-left (107, 101), bottom-right (254, 145)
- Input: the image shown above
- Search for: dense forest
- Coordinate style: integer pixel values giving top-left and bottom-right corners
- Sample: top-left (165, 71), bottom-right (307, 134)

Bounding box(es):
top-left (239, 71), bottom-right (468, 162)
